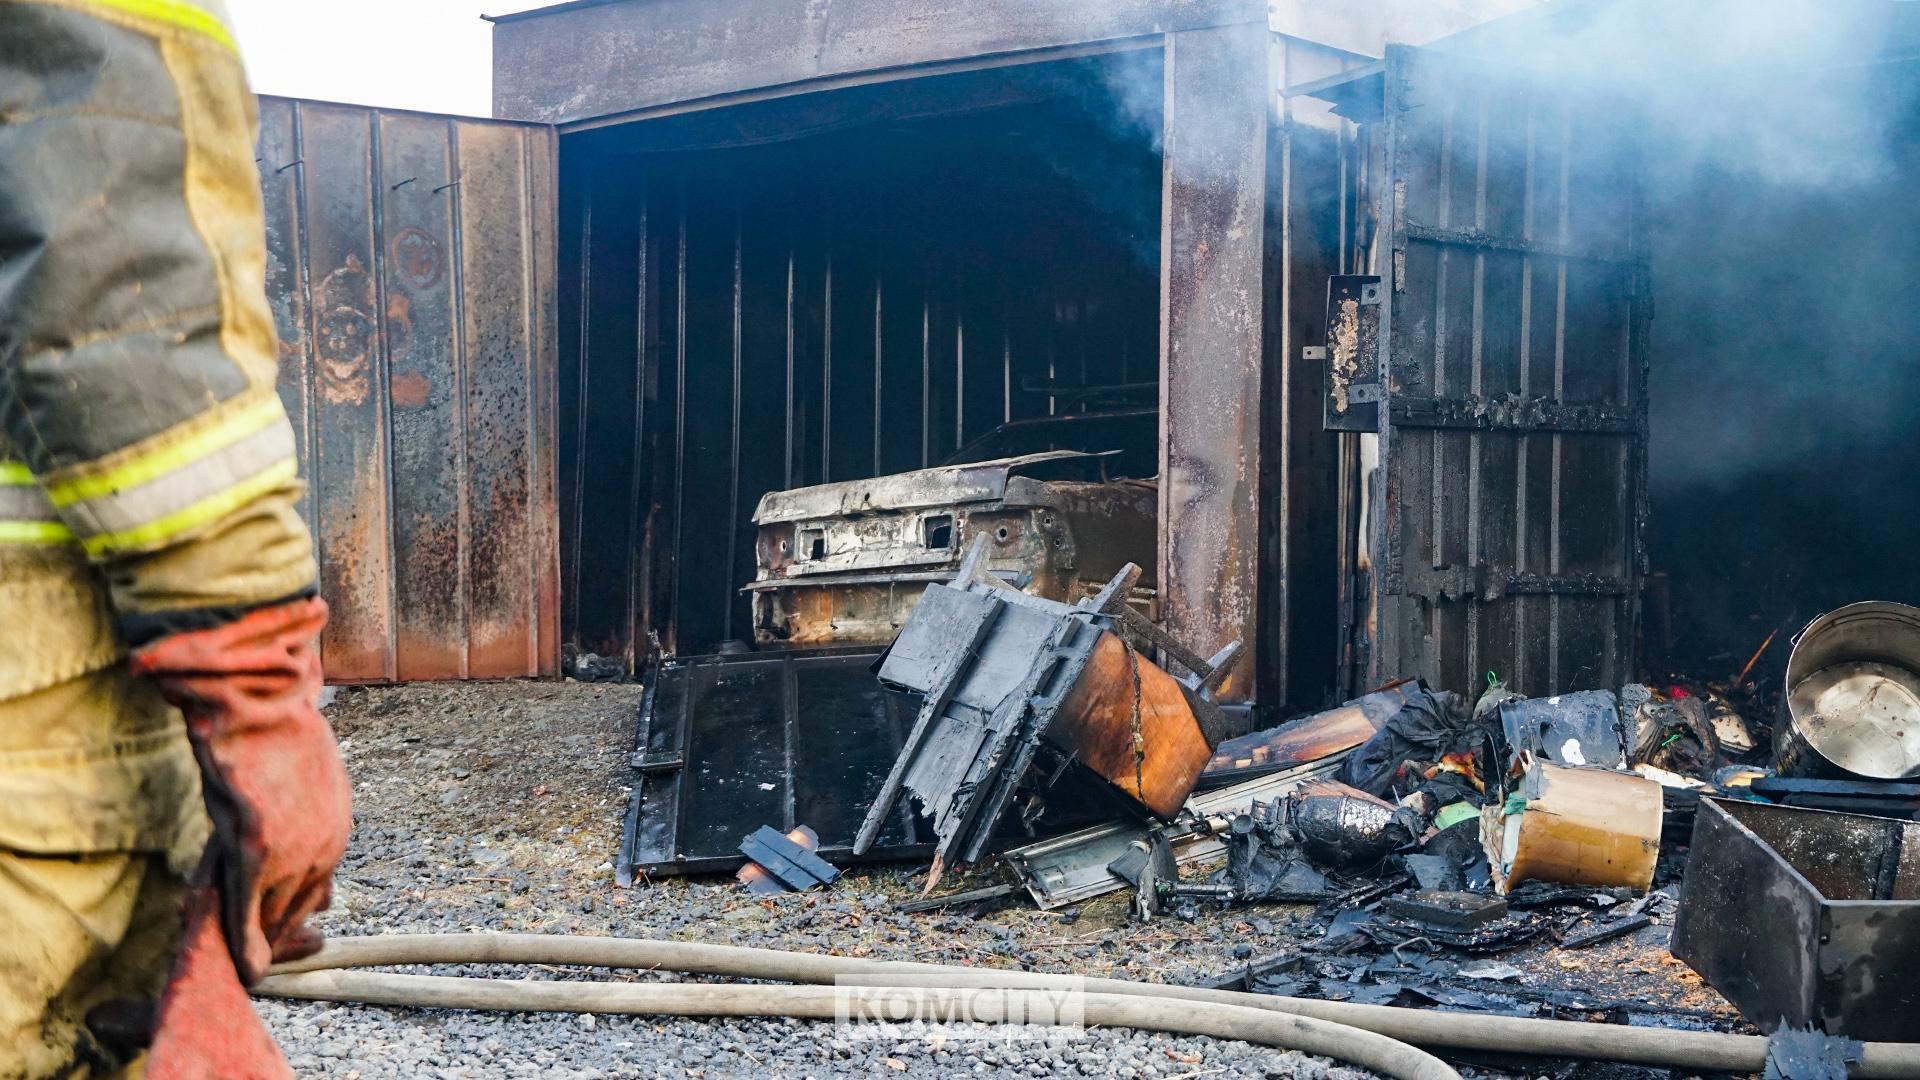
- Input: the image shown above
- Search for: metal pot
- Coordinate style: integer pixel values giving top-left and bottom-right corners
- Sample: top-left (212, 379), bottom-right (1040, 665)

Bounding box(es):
top-left (1779, 601), bottom-right (1920, 780)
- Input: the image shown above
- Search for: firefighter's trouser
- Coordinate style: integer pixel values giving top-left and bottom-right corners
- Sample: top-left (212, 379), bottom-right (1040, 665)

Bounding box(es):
top-left (0, 0), bottom-right (320, 1075)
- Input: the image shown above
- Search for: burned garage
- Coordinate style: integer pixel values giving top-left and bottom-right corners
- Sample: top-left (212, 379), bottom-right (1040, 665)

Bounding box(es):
top-left (236, 0), bottom-right (1920, 1074)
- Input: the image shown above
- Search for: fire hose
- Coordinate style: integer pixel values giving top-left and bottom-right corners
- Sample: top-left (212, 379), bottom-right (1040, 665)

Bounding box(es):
top-left (258, 934), bottom-right (1920, 1079)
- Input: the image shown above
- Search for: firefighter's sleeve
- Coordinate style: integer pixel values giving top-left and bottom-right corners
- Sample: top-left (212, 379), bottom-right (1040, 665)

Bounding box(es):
top-left (0, 0), bottom-right (315, 639)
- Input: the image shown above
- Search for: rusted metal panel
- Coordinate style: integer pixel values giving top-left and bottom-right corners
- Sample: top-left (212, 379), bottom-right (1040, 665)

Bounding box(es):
top-left (259, 102), bottom-right (316, 545)
top-left (490, 0), bottom-right (1265, 125)
top-left (258, 97), bottom-right (560, 682)
top-left (456, 122), bottom-right (563, 678)
top-left (379, 113), bottom-right (465, 680)
top-left (1359, 46), bottom-right (1647, 695)
top-left (1159, 24), bottom-right (1270, 703)
top-left (279, 101), bottom-right (395, 682)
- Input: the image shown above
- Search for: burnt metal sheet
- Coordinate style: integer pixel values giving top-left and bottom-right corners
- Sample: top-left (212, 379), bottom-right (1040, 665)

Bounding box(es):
top-left (1350, 46), bottom-right (1648, 696)
top-left (258, 97), bottom-right (560, 682)
top-left (490, 0), bottom-right (1264, 125)
top-left (1201, 681), bottom-right (1408, 788)
top-left (738, 826), bottom-right (842, 891)
top-left (754, 451), bottom-right (1106, 522)
top-left (1159, 23), bottom-right (1271, 703)
top-left (1673, 799), bottom-right (1920, 1040)
top-left (856, 539), bottom-right (1236, 887)
top-left (617, 649), bottom-right (926, 881)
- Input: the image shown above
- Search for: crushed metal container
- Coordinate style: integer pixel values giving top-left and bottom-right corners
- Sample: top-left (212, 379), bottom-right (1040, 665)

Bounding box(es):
top-left (746, 451), bottom-right (1156, 649)
top-left (1480, 760), bottom-right (1661, 895)
top-left (1780, 601), bottom-right (1920, 781)
top-left (854, 535), bottom-right (1238, 889)
top-left (1672, 798), bottom-right (1920, 1039)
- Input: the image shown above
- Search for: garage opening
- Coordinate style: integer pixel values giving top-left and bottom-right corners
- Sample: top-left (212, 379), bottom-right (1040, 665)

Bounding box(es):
top-left (554, 53), bottom-right (1166, 669)
top-left (1646, 61), bottom-right (1920, 681)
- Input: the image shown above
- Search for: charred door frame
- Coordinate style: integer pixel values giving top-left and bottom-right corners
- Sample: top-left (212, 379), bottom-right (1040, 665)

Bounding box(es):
top-left (1321, 47), bottom-right (1650, 696)
top-left (522, 8), bottom-right (1273, 704)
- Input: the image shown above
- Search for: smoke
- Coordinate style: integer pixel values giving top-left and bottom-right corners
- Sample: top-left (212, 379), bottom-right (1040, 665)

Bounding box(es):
top-left (1431, 0), bottom-right (1913, 189)
top-left (1417, 1), bottom-right (1920, 486)
top-left (1434, 0), bottom-right (1920, 661)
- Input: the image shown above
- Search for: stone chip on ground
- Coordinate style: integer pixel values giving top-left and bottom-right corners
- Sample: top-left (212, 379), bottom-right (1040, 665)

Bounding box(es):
top-left (259, 681), bottom-right (1382, 1078)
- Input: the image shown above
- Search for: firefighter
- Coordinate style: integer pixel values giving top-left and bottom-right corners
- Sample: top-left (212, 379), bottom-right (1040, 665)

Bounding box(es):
top-left (0, 1), bottom-right (352, 1075)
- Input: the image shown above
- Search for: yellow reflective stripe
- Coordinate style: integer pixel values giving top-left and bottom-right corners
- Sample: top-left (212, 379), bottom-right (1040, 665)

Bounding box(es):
top-left (80, 456), bottom-right (295, 557)
top-left (0, 521), bottom-right (75, 545)
top-left (45, 396), bottom-right (283, 508)
top-left (0, 463), bottom-right (34, 486)
top-left (72, 0), bottom-right (237, 53)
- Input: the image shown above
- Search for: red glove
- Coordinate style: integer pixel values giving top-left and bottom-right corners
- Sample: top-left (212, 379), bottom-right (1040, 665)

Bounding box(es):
top-left (148, 888), bottom-right (293, 1080)
top-left (130, 596), bottom-right (352, 983)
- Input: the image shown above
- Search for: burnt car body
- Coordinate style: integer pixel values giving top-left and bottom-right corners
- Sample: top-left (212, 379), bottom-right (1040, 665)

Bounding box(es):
top-left (746, 450), bottom-right (1157, 648)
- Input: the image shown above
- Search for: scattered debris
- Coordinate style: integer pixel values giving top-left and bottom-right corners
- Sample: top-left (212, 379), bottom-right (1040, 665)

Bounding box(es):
top-left (1501, 689), bottom-right (1628, 769)
top-left (1455, 960), bottom-right (1524, 982)
top-left (1624, 683), bottom-right (1720, 776)
top-left (1763, 1023), bottom-right (1865, 1080)
top-left (890, 883), bottom-right (1021, 914)
top-left (629, 579), bottom-right (1920, 1048)
top-left (1382, 890), bottom-right (1508, 931)
top-left (736, 825), bottom-right (841, 893)
top-left (1003, 751), bottom-right (1353, 909)
top-left (1672, 798), bottom-right (1920, 1039)
top-left (1560, 914), bottom-right (1652, 950)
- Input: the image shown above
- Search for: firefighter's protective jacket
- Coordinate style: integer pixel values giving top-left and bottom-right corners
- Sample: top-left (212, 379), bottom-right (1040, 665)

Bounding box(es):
top-left (0, 0), bottom-right (315, 851)
top-left (0, 1), bottom-right (317, 1071)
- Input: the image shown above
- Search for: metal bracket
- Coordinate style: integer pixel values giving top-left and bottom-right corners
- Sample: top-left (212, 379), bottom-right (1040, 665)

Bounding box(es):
top-left (1325, 274), bottom-right (1385, 432)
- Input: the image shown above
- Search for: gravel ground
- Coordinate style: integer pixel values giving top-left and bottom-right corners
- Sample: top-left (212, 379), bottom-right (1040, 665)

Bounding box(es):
top-left (258, 681), bottom-right (1389, 1079)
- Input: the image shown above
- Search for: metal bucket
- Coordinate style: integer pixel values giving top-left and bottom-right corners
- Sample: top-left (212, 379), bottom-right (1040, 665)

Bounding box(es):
top-left (1779, 601), bottom-right (1920, 780)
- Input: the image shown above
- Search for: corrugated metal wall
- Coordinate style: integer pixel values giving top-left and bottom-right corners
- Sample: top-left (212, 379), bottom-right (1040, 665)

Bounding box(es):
top-left (258, 97), bottom-right (562, 682)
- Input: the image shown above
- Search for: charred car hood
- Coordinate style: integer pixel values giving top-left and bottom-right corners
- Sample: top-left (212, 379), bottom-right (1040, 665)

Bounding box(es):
top-left (752, 450), bottom-right (1118, 524)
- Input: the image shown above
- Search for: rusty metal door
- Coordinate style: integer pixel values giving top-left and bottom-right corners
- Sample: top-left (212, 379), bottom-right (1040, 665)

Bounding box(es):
top-left (259, 97), bottom-right (561, 682)
top-left (1359, 46), bottom-right (1648, 695)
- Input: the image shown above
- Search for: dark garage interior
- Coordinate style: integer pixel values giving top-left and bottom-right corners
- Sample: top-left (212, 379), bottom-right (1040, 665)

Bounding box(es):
top-left (1644, 59), bottom-right (1920, 683)
top-left (554, 55), bottom-right (1170, 669)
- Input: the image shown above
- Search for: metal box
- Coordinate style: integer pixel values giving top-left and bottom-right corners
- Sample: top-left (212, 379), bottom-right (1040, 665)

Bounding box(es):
top-left (1672, 798), bottom-right (1920, 1040)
